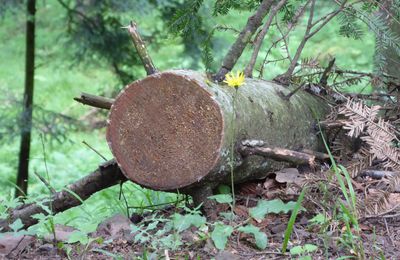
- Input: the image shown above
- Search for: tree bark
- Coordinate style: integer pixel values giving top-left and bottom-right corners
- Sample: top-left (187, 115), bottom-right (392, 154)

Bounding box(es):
top-left (16, 0), bottom-right (36, 198)
top-left (107, 70), bottom-right (329, 192)
top-left (1, 160), bottom-right (125, 231)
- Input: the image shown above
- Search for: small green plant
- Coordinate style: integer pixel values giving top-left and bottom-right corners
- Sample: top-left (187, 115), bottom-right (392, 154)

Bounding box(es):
top-left (319, 124), bottom-right (365, 258)
top-left (64, 231), bottom-right (104, 260)
top-left (208, 194), bottom-right (234, 221)
top-left (209, 194), bottom-right (267, 250)
top-left (130, 207), bottom-right (207, 251)
top-left (282, 188), bottom-right (307, 253)
top-left (208, 218), bottom-right (268, 250)
top-left (237, 224), bottom-right (268, 250)
top-left (91, 248), bottom-right (124, 260)
top-left (211, 222), bottom-right (234, 250)
top-left (289, 243), bottom-right (318, 260)
top-left (250, 198), bottom-right (301, 222)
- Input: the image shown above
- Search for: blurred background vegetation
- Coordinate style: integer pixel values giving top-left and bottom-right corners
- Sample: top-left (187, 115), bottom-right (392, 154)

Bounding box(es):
top-left (0, 0), bottom-right (376, 232)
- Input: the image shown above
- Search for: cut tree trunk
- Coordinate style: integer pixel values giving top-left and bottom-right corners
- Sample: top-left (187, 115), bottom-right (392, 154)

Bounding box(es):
top-left (107, 70), bottom-right (328, 193)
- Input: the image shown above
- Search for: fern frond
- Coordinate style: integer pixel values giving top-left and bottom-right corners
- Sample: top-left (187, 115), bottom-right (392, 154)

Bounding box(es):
top-left (338, 99), bottom-right (400, 171)
top-left (345, 149), bottom-right (372, 178)
top-left (362, 189), bottom-right (391, 217)
top-left (338, 99), bottom-right (380, 138)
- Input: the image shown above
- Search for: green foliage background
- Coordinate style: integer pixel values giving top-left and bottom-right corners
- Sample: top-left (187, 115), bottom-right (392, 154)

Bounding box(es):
top-left (0, 0), bottom-right (375, 232)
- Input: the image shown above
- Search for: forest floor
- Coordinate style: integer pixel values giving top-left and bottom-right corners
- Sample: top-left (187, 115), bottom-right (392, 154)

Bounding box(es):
top-left (2, 170), bottom-right (400, 260)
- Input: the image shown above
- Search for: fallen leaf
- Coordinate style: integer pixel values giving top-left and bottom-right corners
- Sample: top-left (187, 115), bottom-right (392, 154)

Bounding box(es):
top-left (233, 205), bottom-right (249, 218)
top-left (263, 178), bottom-right (276, 190)
top-left (275, 168), bottom-right (304, 186)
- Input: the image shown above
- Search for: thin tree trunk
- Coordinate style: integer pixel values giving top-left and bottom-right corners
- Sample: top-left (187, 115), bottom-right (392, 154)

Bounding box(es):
top-left (16, 0), bottom-right (36, 198)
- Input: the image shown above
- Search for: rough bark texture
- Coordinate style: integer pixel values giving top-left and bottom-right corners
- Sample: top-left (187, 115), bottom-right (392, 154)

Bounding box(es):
top-left (107, 70), bottom-right (328, 192)
top-left (127, 21), bottom-right (158, 76)
top-left (1, 160), bottom-right (125, 231)
top-left (16, 0), bottom-right (36, 197)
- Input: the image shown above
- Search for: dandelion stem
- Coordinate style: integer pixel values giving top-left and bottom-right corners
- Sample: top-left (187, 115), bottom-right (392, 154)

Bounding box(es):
top-left (230, 88), bottom-right (238, 219)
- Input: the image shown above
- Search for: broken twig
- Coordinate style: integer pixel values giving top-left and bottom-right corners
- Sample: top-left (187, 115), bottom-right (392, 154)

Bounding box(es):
top-left (74, 92), bottom-right (114, 110)
top-left (126, 21), bottom-right (158, 75)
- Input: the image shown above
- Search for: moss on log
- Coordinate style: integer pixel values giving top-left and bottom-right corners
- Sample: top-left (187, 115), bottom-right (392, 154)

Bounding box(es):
top-left (106, 70), bottom-right (328, 191)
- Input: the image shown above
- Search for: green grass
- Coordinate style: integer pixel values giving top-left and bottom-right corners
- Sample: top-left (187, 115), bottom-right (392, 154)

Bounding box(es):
top-left (0, 1), bottom-right (376, 232)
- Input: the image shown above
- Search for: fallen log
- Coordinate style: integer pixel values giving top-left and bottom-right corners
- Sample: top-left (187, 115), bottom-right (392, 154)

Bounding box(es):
top-left (2, 70), bottom-right (330, 229)
top-left (0, 160), bottom-right (125, 231)
top-left (106, 70), bottom-right (329, 193)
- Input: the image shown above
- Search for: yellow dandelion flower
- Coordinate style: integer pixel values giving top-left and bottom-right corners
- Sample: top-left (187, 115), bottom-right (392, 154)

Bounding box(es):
top-left (223, 71), bottom-right (245, 89)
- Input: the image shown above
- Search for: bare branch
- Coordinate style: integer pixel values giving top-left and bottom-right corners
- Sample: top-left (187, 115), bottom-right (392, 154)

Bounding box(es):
top-left (275, 17), bottom-right (292, 62)
top-left (306, 1), bottom-right (347, 40)
top-left (33, 171), bottom-right (56, 194)
top-left (276, 0), bottom-right (316, 85)
top-left (275, 0), bottom-right (348, 85)
top-left (319, 57), bottom-right (336, 87)
top-left (258, 0), bottom-right (311, 78)
top-left (74, 92), bottom-right (114, 110)
top-left (82, 141), bottom-right (108, 161)
top-left (213, 0), bottom-right (275, 82)
top-left (0, 160), bottom-right (125, 231)
top-left (245, 0), bottom-right (287, 78)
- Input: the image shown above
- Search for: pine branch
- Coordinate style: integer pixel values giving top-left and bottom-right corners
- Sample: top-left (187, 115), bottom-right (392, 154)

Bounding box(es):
top-left (338, 99), bottom-right (400, 171)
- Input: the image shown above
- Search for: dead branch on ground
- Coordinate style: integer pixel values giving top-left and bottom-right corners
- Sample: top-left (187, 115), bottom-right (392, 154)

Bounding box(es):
top-left (0, 160), bottom-right (125, 231)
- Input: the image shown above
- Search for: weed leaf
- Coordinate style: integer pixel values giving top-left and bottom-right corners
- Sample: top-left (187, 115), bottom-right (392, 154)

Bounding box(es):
top-left (172, 213), bottom-right (206, 232)
top-left (238, 224), bottom-right (268, 249)
top-left (10, 218), bottom-right (23, 232)
top-left (208, 194), bottom-right (233, 204)
top-left (249, 199), bottom-right (299, 221)
top-left (211, 223), bottom-right (233, 250)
